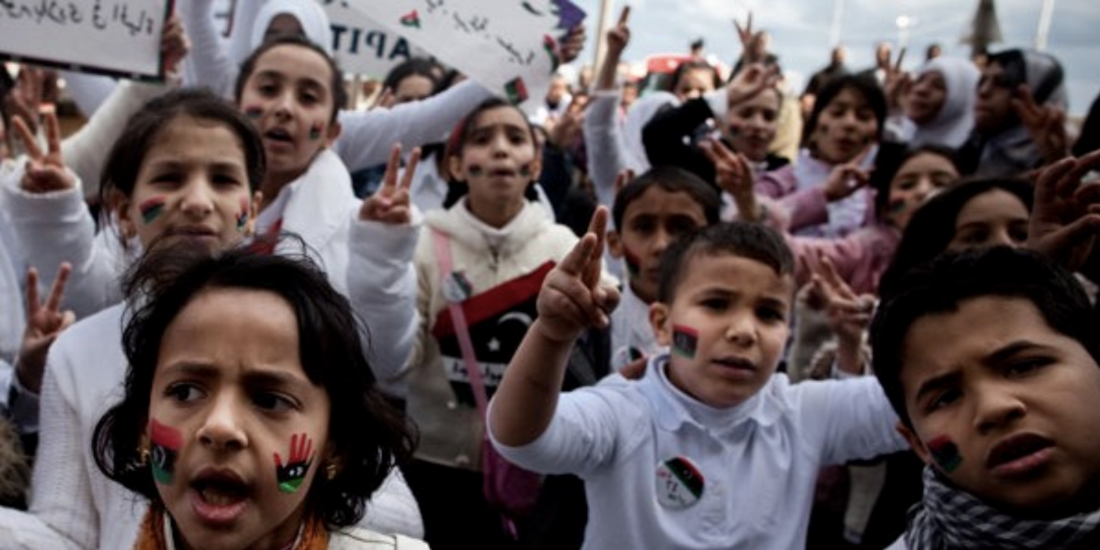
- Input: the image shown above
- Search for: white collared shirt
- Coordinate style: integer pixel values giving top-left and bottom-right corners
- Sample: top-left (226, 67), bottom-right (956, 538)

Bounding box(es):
top-left (491, 354), bottom-right (906, 549)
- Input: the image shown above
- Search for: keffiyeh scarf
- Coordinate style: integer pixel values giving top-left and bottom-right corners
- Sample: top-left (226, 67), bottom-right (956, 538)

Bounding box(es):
top-left (905, 467), bottom-right (1100, 550)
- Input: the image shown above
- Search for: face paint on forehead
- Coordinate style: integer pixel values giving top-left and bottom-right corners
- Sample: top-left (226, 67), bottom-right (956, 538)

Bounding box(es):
top-left (927, 434), bottom-right (963, 473)
top-left (274, 432), bottom-right (315, 493)
top-left (139, 197), bottom-right (167, 225)
top-left (149, 419), bottom-right (183, 485)
top-left (672, 325), bottom-right (699, 359)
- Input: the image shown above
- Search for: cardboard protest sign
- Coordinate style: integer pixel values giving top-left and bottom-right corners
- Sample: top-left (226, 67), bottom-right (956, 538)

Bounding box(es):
top-left (345, 0), bottom-right (584, 111)
top-left (320, 0), bottom-right (431, 79)
top-left (0, 0), bottom-right (173, 80)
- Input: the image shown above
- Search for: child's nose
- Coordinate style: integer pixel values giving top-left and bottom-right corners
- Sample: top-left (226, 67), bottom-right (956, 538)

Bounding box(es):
top-left (180, 180), bottom-right (216, 217)
top-left (197, 395), bottom-right (249, 450)
top-left (972, 382), bottom-right (1027, 435)
top-left (724, 313), bottom-right (757, 347)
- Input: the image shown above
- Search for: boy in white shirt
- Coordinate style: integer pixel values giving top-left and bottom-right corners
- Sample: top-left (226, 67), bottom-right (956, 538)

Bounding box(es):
top-left (490, 212), bottom-right (906, 549)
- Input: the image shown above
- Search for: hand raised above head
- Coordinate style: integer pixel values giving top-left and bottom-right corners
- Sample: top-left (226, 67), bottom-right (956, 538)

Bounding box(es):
top-left (606, 6), bottom-right (631, 55)
top-left (359, 143), bottom-right (420, 225)
top-left (1027, 150), bottom-right (1100, 271)
top-left (14, 109), bottom-right (75, 194)
top-left (18, 262), bottom-right (76, 394)
top-left (536, 207), bottom-right (619, 342)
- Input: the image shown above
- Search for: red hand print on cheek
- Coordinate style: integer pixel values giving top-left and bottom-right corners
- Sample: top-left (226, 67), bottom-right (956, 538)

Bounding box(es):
top-left (274, 432), bottom-right (315, 493)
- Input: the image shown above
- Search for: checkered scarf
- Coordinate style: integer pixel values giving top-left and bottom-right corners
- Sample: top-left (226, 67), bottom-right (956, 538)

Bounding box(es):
top-left (905, 467), bottom-right (1100, 550)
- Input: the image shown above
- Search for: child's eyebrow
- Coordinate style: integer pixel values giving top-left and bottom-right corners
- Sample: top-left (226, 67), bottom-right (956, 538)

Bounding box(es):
top-left (241, 369), bottom-right (312, 392)
top-left (984, 340), bottom-right (1049, 365)
top-left (914, 370), bottom-right (961, 404)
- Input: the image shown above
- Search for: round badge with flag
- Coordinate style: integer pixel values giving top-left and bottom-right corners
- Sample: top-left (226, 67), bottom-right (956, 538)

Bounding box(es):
top-left (655, 456), bottom-right (705, 509)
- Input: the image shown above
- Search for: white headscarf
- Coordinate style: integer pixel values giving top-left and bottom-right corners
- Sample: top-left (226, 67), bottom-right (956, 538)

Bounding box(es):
top-left (230, 0), bottom-right (333, 66)
top-left (910, 57), bottom-right (980, 149)
top-left (621, 91), bottom-right (679, 172)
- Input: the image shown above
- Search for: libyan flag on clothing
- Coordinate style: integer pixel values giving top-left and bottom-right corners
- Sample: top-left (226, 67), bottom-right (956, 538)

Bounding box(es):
top-left (431, 262), bottom-right (554, 407)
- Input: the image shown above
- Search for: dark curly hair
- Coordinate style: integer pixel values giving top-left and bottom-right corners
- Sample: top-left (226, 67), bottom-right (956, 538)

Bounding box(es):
top-left (92, 238), bottom-right (416, 529)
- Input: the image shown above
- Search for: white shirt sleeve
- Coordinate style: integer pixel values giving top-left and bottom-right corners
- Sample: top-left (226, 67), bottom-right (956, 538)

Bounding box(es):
top-left (334, 80), bottom-right (495, 173)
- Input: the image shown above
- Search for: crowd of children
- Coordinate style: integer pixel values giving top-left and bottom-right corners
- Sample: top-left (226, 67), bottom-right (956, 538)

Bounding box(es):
top-left (2, 1), bottom-right (1100, 549)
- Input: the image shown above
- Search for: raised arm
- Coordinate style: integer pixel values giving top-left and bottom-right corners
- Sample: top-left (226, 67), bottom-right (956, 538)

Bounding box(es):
top-left (182, 0), bottom-right (239, 98)
top-left (490, 208), bottom-right (619, 446)
top-left (334, 80), bottom-right (494, 173)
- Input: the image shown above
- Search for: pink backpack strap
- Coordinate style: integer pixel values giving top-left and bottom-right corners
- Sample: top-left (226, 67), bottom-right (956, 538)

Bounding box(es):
top-left (430, 229), bottom-right (490, 420)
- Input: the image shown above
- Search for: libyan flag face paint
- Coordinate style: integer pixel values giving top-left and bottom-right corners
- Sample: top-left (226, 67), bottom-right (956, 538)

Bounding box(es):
top-left (150, 419), bottom-right (183, 485)
top-left (139, 197), bottom-right (166, 225)
top-left (927, 435), bottom-right (962, 473)
top-left (671, 325), bottom-right (699, 359)
top-left (274, 432), bottom-right (315, 493)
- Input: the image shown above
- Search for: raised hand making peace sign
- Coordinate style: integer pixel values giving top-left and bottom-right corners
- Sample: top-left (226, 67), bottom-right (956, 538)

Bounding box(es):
top-left (359, 144), bottom-right (421, 225)
top-left (17, 262), bottom-right (76, 393)
top-left (12, 109), bottom-right (74, 194)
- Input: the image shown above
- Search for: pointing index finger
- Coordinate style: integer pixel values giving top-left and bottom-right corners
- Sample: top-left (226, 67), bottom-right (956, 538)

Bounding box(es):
top-left (618, 5), bottom-right (630, 25)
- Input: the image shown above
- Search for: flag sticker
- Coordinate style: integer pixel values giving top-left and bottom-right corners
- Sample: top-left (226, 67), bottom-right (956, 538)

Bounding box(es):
top-left (672, 325), bottom-right (698, 359)
top-left (504, 77), bottom-right (529, 104)
top-left (400, 10), bottom-right (421, 29)
top-left (656, 456), bottom-right (705, 508)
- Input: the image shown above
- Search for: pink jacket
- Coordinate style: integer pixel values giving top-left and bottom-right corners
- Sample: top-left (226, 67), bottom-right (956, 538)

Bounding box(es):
top-left (787, 224), bottom-right (900, 295)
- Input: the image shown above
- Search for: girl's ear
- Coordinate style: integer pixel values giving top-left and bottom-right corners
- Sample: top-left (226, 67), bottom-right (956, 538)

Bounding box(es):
top-left (649, 302), bottom-right (672, 346)
top-left (447, 154), bottom-right (464, 182)
top-left (526, 148), bottom-right (543, 182)
top-left (111, 189), bottom-right (138, 240)
top-left (325, 121), bottom-right (342, 147)
top-left (607, 229), bottom-right (624, 259)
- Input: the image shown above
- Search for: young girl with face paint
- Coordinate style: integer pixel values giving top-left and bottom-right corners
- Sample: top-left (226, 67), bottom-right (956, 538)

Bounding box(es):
top-left (401, 97), bottom-right (615, 548)
top-left (92, 244), bottom-right (423, 550)
top-left (0, 90), bottom-right (422, 550)
top-left (232, 35), bottom-right (422, 405)
top-left (789, 75), bottom-right (888, 238)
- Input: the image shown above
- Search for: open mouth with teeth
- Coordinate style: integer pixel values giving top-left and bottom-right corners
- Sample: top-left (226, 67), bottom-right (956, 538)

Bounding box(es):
top-left (987, 433), bottom-right (1054, 476)
top-left (190, 474), bottom-right (251, 524)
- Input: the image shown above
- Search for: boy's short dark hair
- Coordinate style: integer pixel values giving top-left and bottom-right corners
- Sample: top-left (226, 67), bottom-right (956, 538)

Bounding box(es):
top-left (92, 238), bottom-right (415, 529)
top-left (612, 165), bottom-right (722, 230)
top-left (657, 222), bottom-right (793, 303)
top-left (870, 246), bottom-right (1100, 426)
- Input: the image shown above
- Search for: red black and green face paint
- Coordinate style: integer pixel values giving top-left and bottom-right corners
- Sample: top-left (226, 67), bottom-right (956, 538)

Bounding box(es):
top-left (274, 432), bottom-right (314, 493)
top-left (237, 197), bottom-right (250, 232)
top-left (150, 419), bottom-right (183, 485)
top-left (671, 325), bottom-right (699, 359)
top-left (308, 123), bottom-right (323, 141)
top-left (622, 246), bottom-right (643, 280)
top-left (243, 106), bottom-right (264, 120)
top-left (468, 164), bottom-right (484, 178)
top-left (139, 197), bottom-right (166, 225)
top-left (927, 435), bottom-right (962, 473)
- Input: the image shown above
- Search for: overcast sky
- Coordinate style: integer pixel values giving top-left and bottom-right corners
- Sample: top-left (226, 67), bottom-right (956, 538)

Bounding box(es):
top-left (569, 0), bottom-right (1098, 117)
